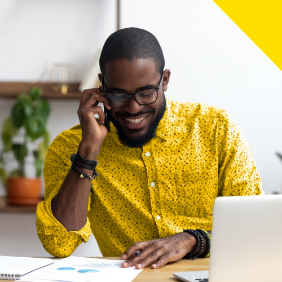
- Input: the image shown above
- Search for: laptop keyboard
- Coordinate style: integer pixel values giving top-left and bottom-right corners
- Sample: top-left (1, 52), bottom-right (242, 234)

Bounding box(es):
top-left (195, 279), bottom-right (208, 282)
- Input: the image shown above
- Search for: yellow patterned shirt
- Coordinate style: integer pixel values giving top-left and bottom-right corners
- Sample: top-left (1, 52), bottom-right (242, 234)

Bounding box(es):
top-left (36, 98), bottom-right (264, 257)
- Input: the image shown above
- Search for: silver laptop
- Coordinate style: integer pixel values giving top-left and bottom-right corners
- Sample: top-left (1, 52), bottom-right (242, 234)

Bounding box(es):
top-left (174, 195), bottom-right (282, 282)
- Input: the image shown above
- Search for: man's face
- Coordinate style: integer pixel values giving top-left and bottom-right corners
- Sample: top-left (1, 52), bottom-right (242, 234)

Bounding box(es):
top-left (100, 59), bottom-right (170, 148)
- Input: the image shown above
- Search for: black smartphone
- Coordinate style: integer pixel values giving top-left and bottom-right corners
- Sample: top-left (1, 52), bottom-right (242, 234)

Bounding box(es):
top-left (104, 106), bottom-right (110, 132)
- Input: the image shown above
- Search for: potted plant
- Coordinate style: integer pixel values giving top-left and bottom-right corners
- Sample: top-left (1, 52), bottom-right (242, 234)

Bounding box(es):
top-left (0, 87), bottom-right (51, 205)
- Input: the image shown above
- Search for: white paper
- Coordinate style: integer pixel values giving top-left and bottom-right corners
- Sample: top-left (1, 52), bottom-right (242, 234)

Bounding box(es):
top-left (0, 256), bottom-right (53, 276)
top-left (21, 257), bottom-right (142, 282)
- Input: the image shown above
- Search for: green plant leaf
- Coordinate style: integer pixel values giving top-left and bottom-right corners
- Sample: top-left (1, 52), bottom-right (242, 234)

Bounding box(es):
top-left (24, 115), bottom-right (46, 141)
top-left (23, 101), bottom-right (33, 116)
top-left (43, 130), bottom-right (50, 148)
top-left (0, 167), bottom-right (7, 187)
top-left (12, 143), bottom-right (28, 163)
top-left (1, 130), bottom-right (13, 152)
top-left (17, 92), bottom-right (31, 103)
top-left (33, 150), bottom-right (43, 177)
top-left (11, 101), bottom-right (32, 128)
top-left (276, 152), bottom-right (282, 162)
top-left (37, 131), bottom-right (50, 162)
top-left (11, 102), bottom-right (25, 127)
top-left (2, 117), bottom-right (18, 135)
top-left (9, 169), bottom-right (21, 178)
top-left (0, 150), bottom-right (4, 164)
top-left (38, 141), bottom-right (47, 161)
top-left (1, 118), bottom-right (19, 152)
top-left (29, 87), bottom-right (42, 100)
top-left (36, 100), bottom-right (51, 121)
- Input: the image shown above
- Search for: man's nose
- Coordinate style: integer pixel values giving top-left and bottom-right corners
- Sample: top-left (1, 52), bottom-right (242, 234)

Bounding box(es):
top-left (124, 95), bottom-right (142, 114)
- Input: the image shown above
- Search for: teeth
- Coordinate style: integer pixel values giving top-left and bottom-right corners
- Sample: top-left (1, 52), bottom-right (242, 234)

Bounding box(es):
top-left (126, 116), bottom-right (146, 123)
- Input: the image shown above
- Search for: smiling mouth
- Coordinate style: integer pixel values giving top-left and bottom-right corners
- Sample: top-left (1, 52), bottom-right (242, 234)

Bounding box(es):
top-left (122, 114), bottom-right (150, 121)
top-left (120, 114), bottom-right (150, 130)
top-left (125, 116), bottom-right (147, 123)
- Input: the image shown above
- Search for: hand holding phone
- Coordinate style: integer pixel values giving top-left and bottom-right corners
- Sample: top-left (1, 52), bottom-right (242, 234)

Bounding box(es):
top-left (77, 88), bottom-right (111, 159)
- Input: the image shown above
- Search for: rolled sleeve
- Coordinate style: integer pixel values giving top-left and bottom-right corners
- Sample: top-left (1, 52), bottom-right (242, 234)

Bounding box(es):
top-left (36, 197), bottom-right (91, 257)
top-left (36, 130), bottom-right (92, 257)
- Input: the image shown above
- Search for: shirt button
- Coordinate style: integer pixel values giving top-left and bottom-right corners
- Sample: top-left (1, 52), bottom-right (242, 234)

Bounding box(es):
top-left (156, 215), bottom-right (161, 220)
top-left (150, 182), bottom-right (155, 187)
top-left (145, 152), bottom-right (150, 157)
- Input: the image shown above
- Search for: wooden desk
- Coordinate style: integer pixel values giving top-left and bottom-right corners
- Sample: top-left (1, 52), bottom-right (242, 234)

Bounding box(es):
top-left (0, 257), bottom-right (209, 282)
top-left (127, 257), bottom-right (210, 281)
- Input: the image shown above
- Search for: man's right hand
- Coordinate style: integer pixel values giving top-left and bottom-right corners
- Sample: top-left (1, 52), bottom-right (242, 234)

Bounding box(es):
top-left (51, 88), bottom-right (112, 231)
top-left (77, 87), bottom-right (112, 159)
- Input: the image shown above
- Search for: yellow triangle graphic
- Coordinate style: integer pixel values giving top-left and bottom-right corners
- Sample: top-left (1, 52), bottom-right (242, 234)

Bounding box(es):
top-left (214, 0), bottom-right (282, 71)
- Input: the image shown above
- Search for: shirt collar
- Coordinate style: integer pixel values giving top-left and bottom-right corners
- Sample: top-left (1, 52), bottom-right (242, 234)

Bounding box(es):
top-left (155, 97), bottom-right (176, 141)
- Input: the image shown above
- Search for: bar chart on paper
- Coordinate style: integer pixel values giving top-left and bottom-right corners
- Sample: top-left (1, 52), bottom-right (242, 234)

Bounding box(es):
top-left (22, 257), bottom-right (143, 282)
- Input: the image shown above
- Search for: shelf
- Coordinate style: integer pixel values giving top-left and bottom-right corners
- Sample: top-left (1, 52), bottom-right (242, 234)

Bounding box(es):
top-left (0, 82), bottom-right (82, 99)
top-left (0, 196), bottom-right (42, 213)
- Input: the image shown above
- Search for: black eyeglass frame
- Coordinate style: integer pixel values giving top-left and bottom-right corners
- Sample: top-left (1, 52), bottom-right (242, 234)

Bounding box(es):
top-left (101, 72), bottom-right (164, 109)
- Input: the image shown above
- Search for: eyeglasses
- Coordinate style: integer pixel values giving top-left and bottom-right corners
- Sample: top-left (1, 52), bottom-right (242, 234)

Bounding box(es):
top-left (101, 73), bottom-right (163, 109)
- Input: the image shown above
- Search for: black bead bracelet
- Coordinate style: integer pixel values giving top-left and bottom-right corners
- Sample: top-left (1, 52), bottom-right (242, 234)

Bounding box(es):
top-left (183, 229), bottom-right (205, 260)
top-left (70, 153), bottom-right (98, 170)
top-left (70, 153), bottom-right (99, 180)
top-left (71, 164), bottom-right (99, 180)
top-left (197, 229), bottom-right (211, 258)
top-left (183, 229), bottom-right (204, 260)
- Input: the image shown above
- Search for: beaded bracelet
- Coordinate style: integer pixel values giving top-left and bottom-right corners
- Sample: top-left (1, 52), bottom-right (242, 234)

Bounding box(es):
top-left (183, 229), bottom-right (204, 260)
top-left (71, 164), bottom-right (99, 180)
top-left (72, 162), bottom-right (95, 171)
top-left (197, 229), bottom-right (211, 258)
top-left (70, 153), bottom-right (98, 170)
top-left (70, 153), bottom-right (99, 180)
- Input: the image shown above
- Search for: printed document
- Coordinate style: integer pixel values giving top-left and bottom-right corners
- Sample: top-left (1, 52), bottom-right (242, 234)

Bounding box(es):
top-left (21, 256), bottom-right (143, 282)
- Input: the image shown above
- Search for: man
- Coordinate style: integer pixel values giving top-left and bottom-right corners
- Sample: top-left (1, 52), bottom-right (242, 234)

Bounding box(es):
top-left (36, 28), bottom-right (264, 269)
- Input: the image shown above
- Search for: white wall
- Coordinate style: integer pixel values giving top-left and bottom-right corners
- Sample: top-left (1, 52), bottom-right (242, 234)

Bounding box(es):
top-left (121, 0), bottom-right (282, 195)
top-left (0, 0), bottom-right (116, 81)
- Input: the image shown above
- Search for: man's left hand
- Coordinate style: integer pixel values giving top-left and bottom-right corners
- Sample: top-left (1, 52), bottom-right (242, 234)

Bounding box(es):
top-left (120, 232), bottom-right (196, 269)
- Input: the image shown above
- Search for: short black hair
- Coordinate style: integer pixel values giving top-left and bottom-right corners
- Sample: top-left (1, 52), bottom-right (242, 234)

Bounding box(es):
top-left (99, 27), bottom-right (165, 76)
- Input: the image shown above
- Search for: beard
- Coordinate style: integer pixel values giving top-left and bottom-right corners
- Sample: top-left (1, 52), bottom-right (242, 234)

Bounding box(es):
top-left (108, 93), bottom-right (166, 148)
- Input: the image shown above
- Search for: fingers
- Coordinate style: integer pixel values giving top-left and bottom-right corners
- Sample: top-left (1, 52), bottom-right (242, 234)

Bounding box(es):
top-left (151, 253), bottom-right (170, 269)
top-left (134, 249), bottom-right (164, 269)
top-left (78, 105), bottom-right (105, 124)
top-left (79, 88), bottom-right (111, 110)
top-left (122, 240), bottom-right (163, 269)
top-left (121, 241), bottom-right (149, 260)
top-left (79, 88), bottom-right (99, 107)
top-left (121, 234), bottom-right (191, 269)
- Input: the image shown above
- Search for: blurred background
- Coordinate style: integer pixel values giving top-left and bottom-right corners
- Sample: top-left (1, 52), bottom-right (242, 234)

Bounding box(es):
top-left (0, 0), bottom-right (281, 257)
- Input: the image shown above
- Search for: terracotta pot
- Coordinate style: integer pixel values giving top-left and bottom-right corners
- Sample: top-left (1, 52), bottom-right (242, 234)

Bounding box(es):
top-left (6, 177), bottom-right (42, 205)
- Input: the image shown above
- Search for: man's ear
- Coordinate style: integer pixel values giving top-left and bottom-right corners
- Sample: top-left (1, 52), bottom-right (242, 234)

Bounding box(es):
top-left (98, 73), bottom-right (102, 84)
top-left (162, 69), bottom-right (171, 92)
